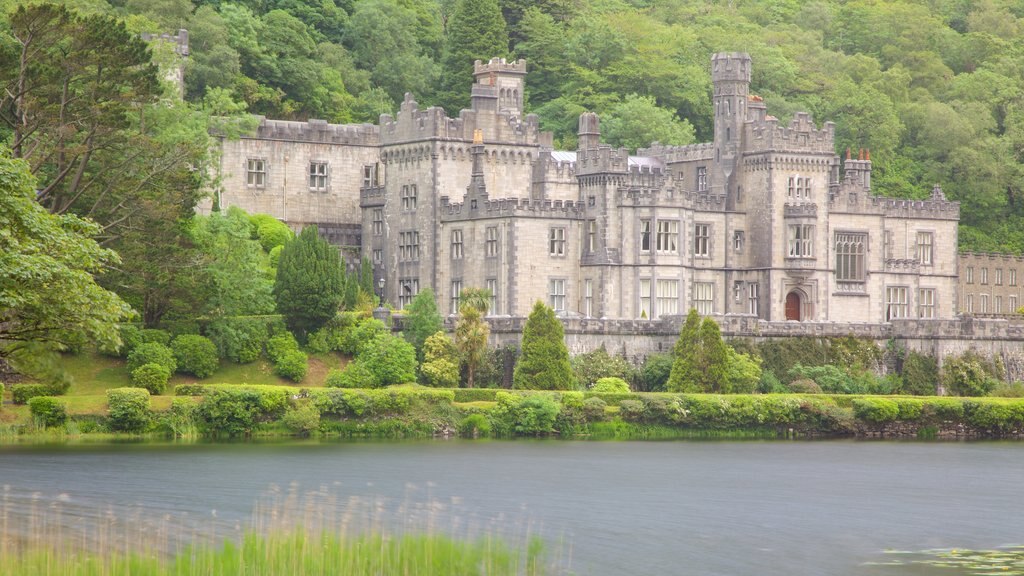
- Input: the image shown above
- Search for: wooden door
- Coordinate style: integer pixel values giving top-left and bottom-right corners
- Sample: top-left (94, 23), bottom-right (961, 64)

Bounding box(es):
top-left (785, 291), bottom-right (801, 321)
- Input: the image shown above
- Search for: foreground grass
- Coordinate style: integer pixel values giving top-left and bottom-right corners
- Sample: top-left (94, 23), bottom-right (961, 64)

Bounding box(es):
top-left (6, 530), bottom-right (551, 576)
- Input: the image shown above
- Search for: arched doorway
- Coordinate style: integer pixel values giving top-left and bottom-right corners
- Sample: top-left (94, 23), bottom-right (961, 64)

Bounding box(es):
top-left (785, 291), bottom-right (803, 321)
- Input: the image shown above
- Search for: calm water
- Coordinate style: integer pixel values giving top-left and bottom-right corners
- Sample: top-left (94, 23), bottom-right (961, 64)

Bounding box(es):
top-left (1, 439), bottom-right (1022, 575)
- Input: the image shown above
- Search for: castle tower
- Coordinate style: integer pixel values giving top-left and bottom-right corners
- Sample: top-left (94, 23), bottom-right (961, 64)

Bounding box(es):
top-left (710, 52), bottom-right (751, 200)
top-left (578, 112), bottom-right (600, 150)
top-left (473, 58), bottom-right (527, 117)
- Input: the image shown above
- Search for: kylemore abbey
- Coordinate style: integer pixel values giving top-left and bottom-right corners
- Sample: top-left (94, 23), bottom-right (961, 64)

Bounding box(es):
top-left (199, 52), bottom-right (1024, 366)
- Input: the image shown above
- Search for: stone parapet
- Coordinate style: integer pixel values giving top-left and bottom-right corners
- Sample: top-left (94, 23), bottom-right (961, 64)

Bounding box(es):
top-left (439, 196), bottom-right (585, 221)
top-left (746, 113), bottom-right (836, 155)
top-left (249, 118), bottom-right (380, 146)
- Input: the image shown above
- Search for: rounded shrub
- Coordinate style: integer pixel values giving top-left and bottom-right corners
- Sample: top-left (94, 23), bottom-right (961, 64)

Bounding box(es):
top-left (206, 318), bottom-right (269, 364)
top-left (28, 396), bottom-right (67, 428)
top-left (342, 318), bottom-right (388, 356)
top-left (171, 334), bottom-right (220, 378)
top-left (127, 342), bottom-right (177, 374)
top-left (251, 214), bottom-right (293, 251)
top-left (268, 244), bottom-right (283, 268)
top-left (640, 353), bottom-right (673, 392)
top-left (267, 332), bottom-right (300, 363)
top-left (359, 334), bottom-right (417, 387)
top-left (327, 361), bottom-right (376, 388)
top-left (583, 396), bottom-right (608, 421)
top-left (274, 349), bottom-right (308, 382)
top-left (105, 324), bottom-right (142, 357)
top-left (131, 362), bottom-right (171, 394)
top-left (282, 401), bottom-right (321, 436)
top-left (788, 379), bottom-right (822, 394)
top-left (592, 377), bottom-right (631, 394)
top-left (139, 328), bottom-right (171, 346)
top-left (12, 384), bottom-right (50, 404)
top-left (107, 388), bottom-right (151, 432)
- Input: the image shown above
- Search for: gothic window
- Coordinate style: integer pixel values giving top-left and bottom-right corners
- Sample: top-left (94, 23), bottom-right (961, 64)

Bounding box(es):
top-left (696, 167), bottom-right (708, 192)
top-left (399, 231), bottom-right (419, 261)
top-left (981, 294), bottom-right (989, 313)
top-left (787, 176), bottom-right (811, 200)
top-left (586, 220), bottom-right (597, 252)
top-left (916, 232), bottom-right (933, 265)
top-left (787, 224), bottom-right (814, 258)
top-left (733, 230), bottom-right (744, 253)
top-left (450, 280), bottom-right (462, 314)
top-left (918, 288), bottom-right (936, 319)
top-left (372, 249), bottom-right (382, 264)
top-left (401, 185), bottom-right (417, 210)
top-left (835, 233), bottom-right (866, 282)
top-left (485, 226), bottom-right (499, 257)
top-left (308, 161), bottom-right (328, 191)
top-left (584, 279), bottom-right (593, 318)
top-left (640, 219), bottom-right (651, 253)
top-left (549, 227), bottom-right (566, 256)
top-left (694, 282), bottom-right (714, 315)
top-left (656, 279), bottom-right (679, 316)
top-left (966, 294), bottom-right (974, 313)
top-left (398, 278), bottom-right (419, 309)
top-left (486, 278), bottom-right (498, 315)
top-left (656, 220), bottom-right (679, 254)
top-left (748, 283), bottom-right (759, 316)
top-left (1011, 295), bottom-right (1018, 312)
top-left (694, 223), bottom-right (710, 257)
top-left (639, 279), bottom-right (651, 319)
top-left (549, 278), bottom-right (566, 311)
top-left (996, 296), bottom-right (1003, 314)
top-left (372, 209), bottom-right (383, 236)
top-left (451, 229), bottom-right (464, 259)
top-left (246, 158), bottom-right (266, 187)
top-left (886, 286), bottom-right (909, 321)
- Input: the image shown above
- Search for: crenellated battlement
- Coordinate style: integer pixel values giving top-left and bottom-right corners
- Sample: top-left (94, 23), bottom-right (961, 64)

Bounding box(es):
top-left (473, 57), bottom-right (527, 76)
top-left (248, 117), bottom-right (381, 146)
top-left (638, 142), bottom-right (714, 164)
top-left (140, 29), bottom-right (189, 56)
top-left (575, 146), bottom-right (631, 175)
top-left (439, 195), bottom-right (585, 221)
top-left (869, 196), bottom-right (960, 220)
top-left (745, 112), bottom-right (835, 154)
top-left (379, 93), bottom-right (546, 146)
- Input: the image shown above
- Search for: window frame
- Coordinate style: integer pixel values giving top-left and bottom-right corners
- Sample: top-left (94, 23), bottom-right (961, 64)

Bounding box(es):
top-left (787, 224), bottom-right (814, 258)
top-left (308, 161), bottom-right (328, 192)
top-left (656, 220), bottom-right (679, 254)
top-left (451, 229), bottom-right (464, 260)
top-left (694, 223), bottom-right (711, 258)
top-left (485, 226), bottom-right (499, 258)
top-left (639, 219), bottom-right (651, 253)
top-left (549, 278), bottom-right (567, 311)
top-left (886, 286), bottom-right (909, 321)
top-left (450, 280), bottom-right (463, 315)
top-left (656, 279), bottom-right (679, 316)
top-left (246, 158), bottom-right (266, 188)
top-left (693, 282), bottom-right (714, 315)
top-left (918, 288), bottom-right (936, 319)
top-left (916, 231), bottom-right (933, 266)
top-left (549, 227), bottom-right (567, 257)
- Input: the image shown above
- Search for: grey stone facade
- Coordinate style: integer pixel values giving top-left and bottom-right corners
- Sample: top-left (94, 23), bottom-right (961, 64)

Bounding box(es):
top-left (211, 53), bottom-right (964, 326)
top-left (958, 252), bottom-right (1024, 317)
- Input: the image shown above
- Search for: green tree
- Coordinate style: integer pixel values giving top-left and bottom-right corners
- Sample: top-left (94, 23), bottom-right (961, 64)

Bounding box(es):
top-left (190, 207), bottom-right (276, 318)
top-left (420, 330), bottom-right (459, 388)
top-left (512, 301), bottom-right (576, 390)
top-left (666, 309), bottom-right (701, 392)
top-left (454, 303), bottom-right (490, 388)
top-left (602, 94), bottom-right (695, 152)
top-left (403, 288), bottom-right (443, 361)
top-left (273, 226), bottom-right (345, 338)
top-left (698, 318), bottom-right (730, 393)
top-left (360, 333), bottom-right (417, 386)
top-left (438, 0), bottom-right (509, 113)
top-left (0, 155), bottom-right (132, 372)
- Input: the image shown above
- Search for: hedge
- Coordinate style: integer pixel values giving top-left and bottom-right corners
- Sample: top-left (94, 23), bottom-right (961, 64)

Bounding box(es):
top-left (12, 384), bottom-right (51, 404)
top-left (107, 388), bottom-right (151, 433)
top-left (28, 396), bottom-right (67, 428)
top-left (452, 389), bottom-right (500, 403)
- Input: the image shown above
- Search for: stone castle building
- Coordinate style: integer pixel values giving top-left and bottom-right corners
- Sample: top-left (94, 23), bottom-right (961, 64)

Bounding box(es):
top-left (207, 52), bottom-right (961, 324)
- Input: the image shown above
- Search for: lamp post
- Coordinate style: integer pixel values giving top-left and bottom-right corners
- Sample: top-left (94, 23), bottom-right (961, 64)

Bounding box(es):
top-left (377, 277), bottom-right (385, 307)
top-left (373, 276), bottom-right (390, 324)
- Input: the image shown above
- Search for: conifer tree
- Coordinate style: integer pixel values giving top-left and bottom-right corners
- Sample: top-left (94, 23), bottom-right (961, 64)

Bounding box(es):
top-left (404, 288), bottom-right (443, 362)
top-left (698, 318), bottom-right (730, 392)
top-left (273, 226), bottom-right (344, 339)
top-left (438, 0), bottom-right (509, 113)
top-left (513, 301), bottom-right (576, 390)
top-left (666, 309), bottom-right (701, 392)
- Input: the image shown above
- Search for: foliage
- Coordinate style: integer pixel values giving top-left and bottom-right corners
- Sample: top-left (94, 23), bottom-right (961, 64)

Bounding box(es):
top-left (592, 377), bottom-right (630, 394)
top-left (438, 0), bottom-right (509, 113)
top-left (28, 396), bottom-right (67, 428)
top-left (420, 331), bottom-right (459, 388)
top-left (639, 353), bottom-right (673, 392)
top-left (342, 318), bottom-right (387, 356)
top-left (274, 349), bottom-right (309, 382)
top-left (852, 398), bottom-right (900, 423)
top-left (899, 351), bottom-right (939, 395)
top-left (106, 387), bottom-right (151, 432)
top-left (249, 214), bottom-right (294, 252)
top-left (943, 354), bottom-right (998, 397)
top-left (195, 386), bottom-right (289, 436)
top-left (667, 313), bottom-right (734, 393)
top-left (583, 396), bottom-right (608, 421)
top-left (724, 349), bottom-right (762, 394)
top-left (205, 317), bottom-right (270, 363)
top-left (787, 379), bottom-right (823, 394)
top-left (140, 329), bottom-right (172, 347)
top-left (0, 155), bottom-right (133, 371)
top-left (326, 362), bottom-right (375, 389)
top-left (513, 301), bottom-right (576, 390)
top-left (190, 208), bottom-right (276, 318)
top-left (127, 342), bottom-right (177, 375)
top-left (282, 400), bottom-right (320, 436)
top-left (273, 226), bottom-right (345, 338)
top-left (454, 302), bottom-right (490, 388)
top-left (666, 310), bottom-right (702, 392)
top-left (359, 334), bottom-right (417, 387)
top-left (601, 94), bottom-right (695, 152)
top-left (491, 392), bottom-right (561, 436)
top-left (571, 345), bottom-right (637, 388)
top-left (12, 384), bottom-right (51, 405)
top-left (130, 362), bottom-right (171, 395)
top-left (171, 335), bottom-right (220, 378)
top-left (402, 288), bottom-right (443, 361)
top-left (267, 332), bottom-right (301, 363)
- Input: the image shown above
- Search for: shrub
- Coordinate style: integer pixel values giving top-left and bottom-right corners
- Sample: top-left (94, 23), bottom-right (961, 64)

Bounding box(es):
top-left (139, 328), bottom-right (171, 346)
top-left (171, 335), bottom-right (220, 378)
top-left (0, 382), bottom-right (4, 402)
top-left (267, 332), bottom-right (300, 363)
top-left (453, 389), bottom-right (500, 402)
top-left (592, 377), bottom-right (630, 394)
top-left (251, 214), bottom-right (293, 252)
top-left (492, 392), bottom-right (561, 435)
top-left (274, 349), bottom-right (308, 382)
top-left (306, 313), bottom-right (358, 354)
top-left (943, 355), bottom-right (998, 397)
top-left (788, 379), bottom-right (822, 394)
top-left (757, 370), bottom-right (789, 394)
top-left (174, 384), bottom-right (207, 396)
top-left (107, 388), bottom-right (151, 432)
top-left (571, 346), bottom-right (637, 389)
top-left (282, 400), bottom-right (321, 436)
top-left (326, 362), bottom-right (375, 388)
top-left (196, 386), bottom-right (289, 436)
top-left (268, 244), bottom-right (283, 267)
top-left (852, 398), bottom-right (900, 423)
top-left (28, 396), bottom-right (67, 428)
top-left (513, 301), bottom-right (577, 390)
top-left (108, 324), bottom-right (142, 357)
top-left (206, 318), bottom-right (269, 364)
top-left (618, 399), bottom-right (645, 421)
top-left (458, 413), bottom-right (492, 437)
top-left (420, 331), bottom-right (459, 388)
top-left (359, 334), bottom-right (417, 386)
top-left (127, 342), bottom-right (177, 374)
top-left (12, 384), bottom-right (50, 404)
top-left (639, 353), bottom-right (673, 392)
top-left (583, 396), bottom-right (608, 421)
top-left (130, 362), bottom-right (171, 395)
top-left (964, 400), bottom-right (1024, 432)
top-left (342, 318), bottom-right (388, 356)
top-left (164, 397), bottom-right (200, 437)
top-left (900, 351), bottom-right (939, 395)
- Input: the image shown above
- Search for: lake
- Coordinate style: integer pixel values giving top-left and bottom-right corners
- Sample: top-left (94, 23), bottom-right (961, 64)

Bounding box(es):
top-left (1, 439), bottom-right (1021, 575)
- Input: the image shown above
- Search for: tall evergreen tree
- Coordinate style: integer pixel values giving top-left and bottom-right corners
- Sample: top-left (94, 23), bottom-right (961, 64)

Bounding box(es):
top-left (698, 318), bottom-right (730, 392)
top-left (437, 0), bottom-right (509, 113)
top-left (273, 226), bottom-right (344, 338)
top-left (403, 288), bottom-right (443, 362)
top-left (513, 301), bottom-right (576, 390)
top-left (666, 309), bottom-right (701, 392)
